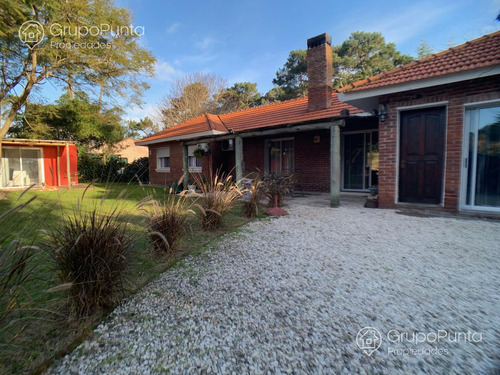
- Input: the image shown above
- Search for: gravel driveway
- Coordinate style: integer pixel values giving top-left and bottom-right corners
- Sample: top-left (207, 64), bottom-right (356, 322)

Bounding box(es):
top-left (48, 195), bottom-right (500, 375)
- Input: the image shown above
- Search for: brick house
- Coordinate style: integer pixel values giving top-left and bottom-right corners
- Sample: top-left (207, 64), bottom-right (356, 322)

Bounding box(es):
top-left (137, 31), bottom-right (500, 213)
top-left (338, 31), bottom-right (500, 213)
top-left (137, 33), bottom-right (377, 206)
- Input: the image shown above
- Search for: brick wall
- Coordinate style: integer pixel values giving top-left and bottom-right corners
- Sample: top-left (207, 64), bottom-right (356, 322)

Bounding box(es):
top-left (149, 120), bottom-right (379, 192)
top-left (377, 76), bottom-right (500, 211)
top-left (307, 42), bottom-right (333, 111)
top-left (243, 130), bottom-right (333, 192)
top-left (149, 141), bottom-right (219, 186)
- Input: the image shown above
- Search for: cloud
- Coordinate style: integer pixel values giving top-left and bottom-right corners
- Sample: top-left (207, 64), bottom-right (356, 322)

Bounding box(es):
top-left (336, 2), bottom-right (459, 45)
top-left (196, 36), bottom-right (216, 51)
top-left (166, 22), bottom-right (181, 34)
top-left (154, 60), bottom-right (182, 81)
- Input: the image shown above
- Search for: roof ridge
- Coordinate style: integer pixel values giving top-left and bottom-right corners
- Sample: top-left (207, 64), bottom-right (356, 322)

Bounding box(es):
top-left (218, 91), bottom-right (348, 118)
top-left (217, 114), bottom-right (230, 132)
top-left (218, 95), bottom-right (309, 117)
top-left (204, 113), bottom-right (215, 130)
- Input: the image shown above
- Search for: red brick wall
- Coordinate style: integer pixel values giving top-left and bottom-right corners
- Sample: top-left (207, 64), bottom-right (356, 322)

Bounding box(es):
top-left (307, 42), bottom-right (333, 111)
top-left (148, 119), bottom-right (377, 192)
top-left (242, 130), bottom-right (331, 192)
top-left (377, 76), bottom-right (500, 211)
top-left (149, 141), bottom-right (217, 186)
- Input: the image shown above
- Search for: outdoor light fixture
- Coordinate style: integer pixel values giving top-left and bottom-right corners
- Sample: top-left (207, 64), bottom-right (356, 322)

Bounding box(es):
top-left (379, 104), bottom-right (388, 123)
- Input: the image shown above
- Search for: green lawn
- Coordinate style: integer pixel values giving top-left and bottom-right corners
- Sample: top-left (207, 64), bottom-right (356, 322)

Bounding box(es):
top-left (0, 183), bottom-right (252, 374)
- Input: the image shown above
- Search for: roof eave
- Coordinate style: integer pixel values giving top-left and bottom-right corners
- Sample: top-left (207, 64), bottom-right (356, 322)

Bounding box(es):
top-left (338, 66), bottom-right (500, 111)
top-left (1, 138), bottom-right (75, 146)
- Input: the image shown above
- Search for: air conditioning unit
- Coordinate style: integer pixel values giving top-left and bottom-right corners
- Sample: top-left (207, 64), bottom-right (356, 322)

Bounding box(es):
top-left (221, 139), bottom-right (234, 151)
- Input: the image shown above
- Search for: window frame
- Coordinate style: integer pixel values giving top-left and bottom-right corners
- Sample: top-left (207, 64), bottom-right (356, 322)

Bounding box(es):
top-left (155, 147), bottom-right (170, 172)
top-left (188, 145), bottom-right (202, 172)
top-left (460, 99), bottom-right (500, 212)
top-left (265, 137), bottom-right (295, 175)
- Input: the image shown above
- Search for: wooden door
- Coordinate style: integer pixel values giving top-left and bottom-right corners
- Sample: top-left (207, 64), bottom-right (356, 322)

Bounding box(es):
top-left (399, 107), bottom-right (445, 204)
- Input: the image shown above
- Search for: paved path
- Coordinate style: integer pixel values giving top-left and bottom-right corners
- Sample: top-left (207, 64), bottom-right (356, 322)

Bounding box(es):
top-left (49, 195), bottom-right (500, 374)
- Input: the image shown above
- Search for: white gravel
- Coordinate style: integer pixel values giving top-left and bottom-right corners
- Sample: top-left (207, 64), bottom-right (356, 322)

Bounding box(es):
top-left (48, 194), bottom-right (500, 375)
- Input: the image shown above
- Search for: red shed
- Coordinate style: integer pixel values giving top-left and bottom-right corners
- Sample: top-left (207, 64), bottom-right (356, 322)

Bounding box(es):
top-left (0, 139), bottom-right (78, 188)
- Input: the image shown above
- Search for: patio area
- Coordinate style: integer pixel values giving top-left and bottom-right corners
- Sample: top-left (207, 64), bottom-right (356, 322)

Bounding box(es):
top-left (48, 196), bottom-right (500, 375)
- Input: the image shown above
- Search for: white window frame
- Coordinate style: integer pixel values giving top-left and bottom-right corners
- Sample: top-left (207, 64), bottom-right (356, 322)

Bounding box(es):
top-left (188, 145), bottom-right (202, 172)
top-left (155, 147), bottom-right (170, 172)
top-left (0, 146), bottom-right (44, 188)
top-left (460, 99), bottom-right (500, 212)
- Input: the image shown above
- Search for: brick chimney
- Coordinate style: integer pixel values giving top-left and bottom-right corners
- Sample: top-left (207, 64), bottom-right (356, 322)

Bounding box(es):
top-left (307, 33), bottom-right (333, 111)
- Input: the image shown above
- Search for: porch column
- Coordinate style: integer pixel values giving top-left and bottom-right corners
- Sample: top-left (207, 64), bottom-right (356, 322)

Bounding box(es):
top-left (330, 120), bottom-right (344, 207)
top-left (235, 136), bottom-right (244, 182)
top-left (182, 144), bottom-right (189, 187)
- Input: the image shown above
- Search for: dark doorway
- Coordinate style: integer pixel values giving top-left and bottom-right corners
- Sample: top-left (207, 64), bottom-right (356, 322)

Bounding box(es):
top-left (399, 107), bottom-right (446, 204)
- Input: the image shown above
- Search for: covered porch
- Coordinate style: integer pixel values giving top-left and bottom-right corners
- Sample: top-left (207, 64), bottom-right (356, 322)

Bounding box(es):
top-left (182, 115), bottom-right (378, 207)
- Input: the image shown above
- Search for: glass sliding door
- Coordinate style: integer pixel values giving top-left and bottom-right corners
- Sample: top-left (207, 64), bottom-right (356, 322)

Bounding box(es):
top-left (0, 148), bottom-right (43, 188)
top-left (342, 131), bottom-right (379, 191)
top-left (462, 105), bottom-right (500, 211)
top-left (343, 133), bottom-right (364, 189)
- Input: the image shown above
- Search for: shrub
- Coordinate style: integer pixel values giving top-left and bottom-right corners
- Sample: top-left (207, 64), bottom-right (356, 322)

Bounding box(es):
top-left (47, 207), bottom-right (132, 317)
top-left (0, 196), bottom-right (41, 349)
top-left (241, 175), bottom-right (269, 218)
top-left (141, 190), bottom-right (193, 254)
top-left (262, 173), bottom-right (294, 207)
top-left (0, 241), bottom-right (39, 338)
top-left (192, 171), bottom-right (242, 231)
top-left (120, 157), bottom-right (149, 184)
top-left (78, 151), bottom-right (127, 183)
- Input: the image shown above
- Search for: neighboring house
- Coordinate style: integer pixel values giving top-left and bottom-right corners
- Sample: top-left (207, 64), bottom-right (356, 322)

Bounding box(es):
top-left (338, 30), bottom-right (500, 213)
top-left (94, 138), bottom-right (148, 163)
top-left (137, 31), bottom-right (500, 213)
top-left (0, 139), bottom-right (78, 188)
top-left (137, 33), bottom-right (378, 206)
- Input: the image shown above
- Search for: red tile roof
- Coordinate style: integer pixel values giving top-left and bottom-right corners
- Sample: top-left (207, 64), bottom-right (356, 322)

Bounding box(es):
top-left (220, 93), bottom-right (361, 131)
top-left (137, 113), bottom-right (229, 143)
top-left (138, 93), bottom-right (362, 143)
top-left (340, 30), bottom-right (500, 93)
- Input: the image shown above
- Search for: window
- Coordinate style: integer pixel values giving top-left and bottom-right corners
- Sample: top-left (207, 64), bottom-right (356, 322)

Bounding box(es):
top-left (0, 147), bottom-right (43, 187)
top-left (342, 131), bottom-right (379, 191)
top-left (267, 138), bottom-right (294, 174)
top-left (462, 103), bottom-right (500, 211)
top-left (188, 145), bottom-right (202, 172)
top-left (156, 147), bottom-right (170, 172)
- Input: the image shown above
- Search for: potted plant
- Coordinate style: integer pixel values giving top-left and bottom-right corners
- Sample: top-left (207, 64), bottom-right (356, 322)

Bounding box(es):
top-left (193, 144), bottom-right (209, 158)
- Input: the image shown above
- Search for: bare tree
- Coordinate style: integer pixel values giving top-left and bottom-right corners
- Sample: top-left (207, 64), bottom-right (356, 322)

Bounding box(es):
top-left (158, 73), bottom-right (226, 128)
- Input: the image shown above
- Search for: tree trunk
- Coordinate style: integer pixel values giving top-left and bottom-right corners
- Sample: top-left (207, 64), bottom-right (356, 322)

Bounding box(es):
top-left (0, 51), bottom-right (37, 140)
top-left (68, 73), bottom-right (74, 100)
top-left (98, 81), bottom-right (104, 109)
